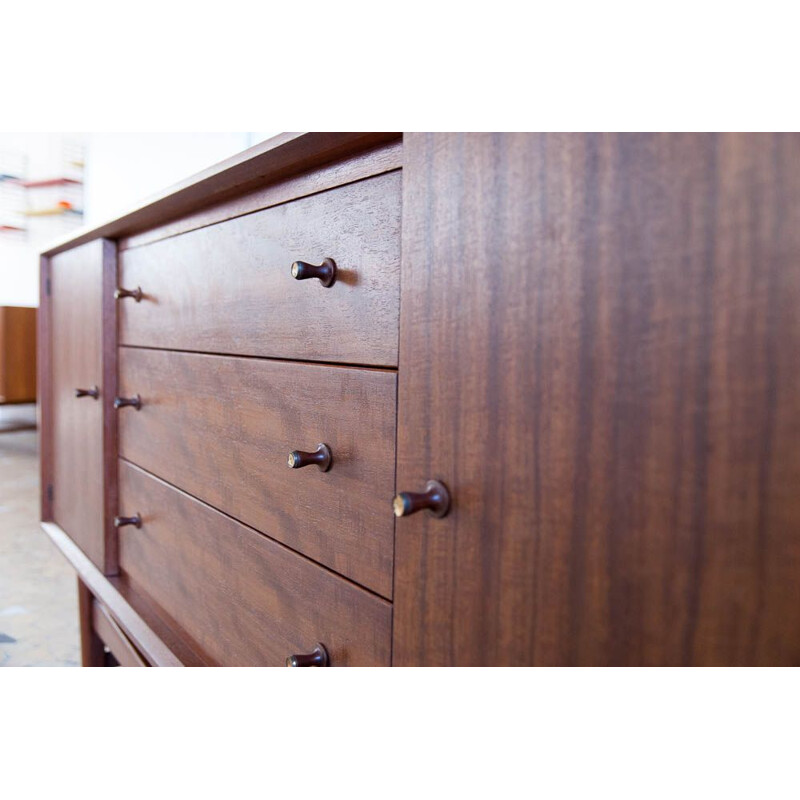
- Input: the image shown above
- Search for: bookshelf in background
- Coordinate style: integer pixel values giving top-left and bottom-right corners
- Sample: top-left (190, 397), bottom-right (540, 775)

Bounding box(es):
top-left (0, 135), bottom-right (86, 309)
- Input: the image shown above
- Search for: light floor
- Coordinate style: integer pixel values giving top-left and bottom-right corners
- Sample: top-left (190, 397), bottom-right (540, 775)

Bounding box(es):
top-left (0, 426), bottom-right (80, 667)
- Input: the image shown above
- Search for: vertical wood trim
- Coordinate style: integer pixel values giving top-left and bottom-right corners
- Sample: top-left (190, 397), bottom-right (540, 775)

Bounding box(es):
top-left (101, 239), bottom-right (119, 575)
top-left (77, 578), bottom-right (104, 666)
top-left (38, 254), bottom-right (53, 521)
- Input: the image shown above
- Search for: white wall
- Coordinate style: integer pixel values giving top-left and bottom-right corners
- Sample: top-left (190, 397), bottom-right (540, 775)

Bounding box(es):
top-left (0, 132), bottom-right (84, 307)
top-left (83, 132), bottom-right (276, 224)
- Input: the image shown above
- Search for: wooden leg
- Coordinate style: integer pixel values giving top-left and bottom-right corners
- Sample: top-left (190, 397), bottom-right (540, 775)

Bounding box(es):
top-left (77, 578), bottom-right (105, 667)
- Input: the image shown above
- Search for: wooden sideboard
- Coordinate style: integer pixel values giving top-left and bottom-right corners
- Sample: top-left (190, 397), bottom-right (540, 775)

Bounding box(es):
top-left (0, 306), bottom-right (37, 404)
top-left (39, 133), bottom-right (800, 666)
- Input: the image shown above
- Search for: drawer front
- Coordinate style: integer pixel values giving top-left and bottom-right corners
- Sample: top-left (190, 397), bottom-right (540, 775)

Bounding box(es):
top-left (117, 461), bottom-right (392, 666)
top-left (118, 347), bottom-right (396, 598)
top-left (118, 170), bottom-right (401, 366)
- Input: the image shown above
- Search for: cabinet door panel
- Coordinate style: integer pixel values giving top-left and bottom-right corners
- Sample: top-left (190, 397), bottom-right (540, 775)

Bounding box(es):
top-left (394, 133), bottom-right (800, 666)
top-left (46, 240), bottom-right (116, 571)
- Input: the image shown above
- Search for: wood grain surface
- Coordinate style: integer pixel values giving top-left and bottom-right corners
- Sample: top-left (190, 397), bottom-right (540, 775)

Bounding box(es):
top-left (78, 579), bottom-right (104, 667)
top-left (117, 460), bottom-right (392, 666)
top-left (118, 170), bottom-right (401, 366)
top-left (393, 133), bottom-right (800, 666)
top-left (101, 240), bottom-right (119, 574)
top-left (92, 599), bottom-right (148, 667)
top-left (118, 347), bottom-right (397, 597)
top-left (49, 242), bottom-right (106, 569)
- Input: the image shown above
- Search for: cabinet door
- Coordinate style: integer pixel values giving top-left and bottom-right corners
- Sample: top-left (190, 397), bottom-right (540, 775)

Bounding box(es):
top-left (41, 240), bottom-right (117, 573)
top-left (393, 133), bottom-right (800, 666)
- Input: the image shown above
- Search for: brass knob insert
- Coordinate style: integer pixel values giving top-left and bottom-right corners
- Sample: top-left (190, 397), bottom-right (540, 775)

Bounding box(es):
top-left (114, 286), bottom-right (143, 302)
top-left (393, 480), bottom-right (451, 518)
top-left (75, 386), bottom-right (100, 399)
top-left (288, 443), bottom-right (332, 472)
top-left (114, 394), bottom-right (142, 410)
top-left (291, 258), bottom-right (336, 288)
top-left (286, 643), bottom-right (329, 667)
top-left (114, 514), bottom-right (142, 529)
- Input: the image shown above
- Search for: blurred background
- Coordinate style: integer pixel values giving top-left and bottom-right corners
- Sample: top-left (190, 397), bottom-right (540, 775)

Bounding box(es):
top-left (0, 133), bottom-right (274, 664)
top-left (1, 132), bottom-right (275, 306)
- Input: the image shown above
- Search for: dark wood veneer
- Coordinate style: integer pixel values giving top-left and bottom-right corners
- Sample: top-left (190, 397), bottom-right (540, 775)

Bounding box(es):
top-left (393, 133), bottom-right (800, 666)
top-left (42, 133), bottom-right (401, 257)
top-left (39, 256), bottom-right (53, 521)
top-left (118, 139), bottom-right (402, 251)
top-left (92, 599), bottom-right (148, 667)
top-left (41, 132), bottom-right (800, 667)
top-left (117, 461), bottom-right (392, 667)
top-left (118, 171), bottom-right (401, 367)
top-left (0, 306), bottom-right (37, 403)
top-left (101, 239), bottom-right (119, 574)
top-left (117, 347), bottom-right (396, 598)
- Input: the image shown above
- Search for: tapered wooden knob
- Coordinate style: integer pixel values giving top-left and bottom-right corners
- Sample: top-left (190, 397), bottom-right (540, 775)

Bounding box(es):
top-left (114, 394), bottom-right (142, 410)
top-left (393, 480), bottom-right (451, 518)
top-left (75, 386), bottom-right (100, 399)
top-left (286, 643), bottom-right (329, 667)
top-left (288, 443), bottom-right (332, 472)
top-left (291, 258), bottom-right (336, 287)
top-left (114, 514), bottom-right (142, 529)
top-left (114, 286), bottom-right (143, 302)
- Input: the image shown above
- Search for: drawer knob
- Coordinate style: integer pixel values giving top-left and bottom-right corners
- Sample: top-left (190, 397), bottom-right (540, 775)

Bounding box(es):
top-left (393, 480), bottom-right (451, 518)
top-left (114, 286), bottom-right (143, 302)
top-left (114, 394), bottom-right (142, 410)
top-left (286, 643), bottom-right (329, 667)
top-left (114, 513), bottom-right (142, 529)
top-left (288, 443), bottom-right (332, 472)
top-left (291, 258), bottom-right (336, 288)
top-left (75, 386), bottom-right (100, 399)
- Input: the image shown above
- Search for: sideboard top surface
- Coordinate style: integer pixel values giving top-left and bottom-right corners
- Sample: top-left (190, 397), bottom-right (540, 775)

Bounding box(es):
top-left (41, 132), bottom-right (401, 257)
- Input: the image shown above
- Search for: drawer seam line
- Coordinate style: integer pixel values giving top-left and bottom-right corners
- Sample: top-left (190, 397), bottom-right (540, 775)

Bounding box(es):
top-left (117, 456), bottom-right (394, 605)
top-left (117, 343), bottom-right (399, 372)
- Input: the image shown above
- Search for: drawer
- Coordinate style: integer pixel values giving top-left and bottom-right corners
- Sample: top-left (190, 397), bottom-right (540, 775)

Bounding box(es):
top-left (118, 170), bottom-right (401, 367)
top-left (47, 241), bottom-right (109, 570)
top-left (117, 460), bottom-right (392, 666)
top-left (118, 347), bottom-right (396, 597)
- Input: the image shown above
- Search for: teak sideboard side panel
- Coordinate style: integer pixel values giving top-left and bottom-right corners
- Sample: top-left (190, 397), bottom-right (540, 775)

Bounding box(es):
top-left (393, 133), bottom-right (800, 666)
